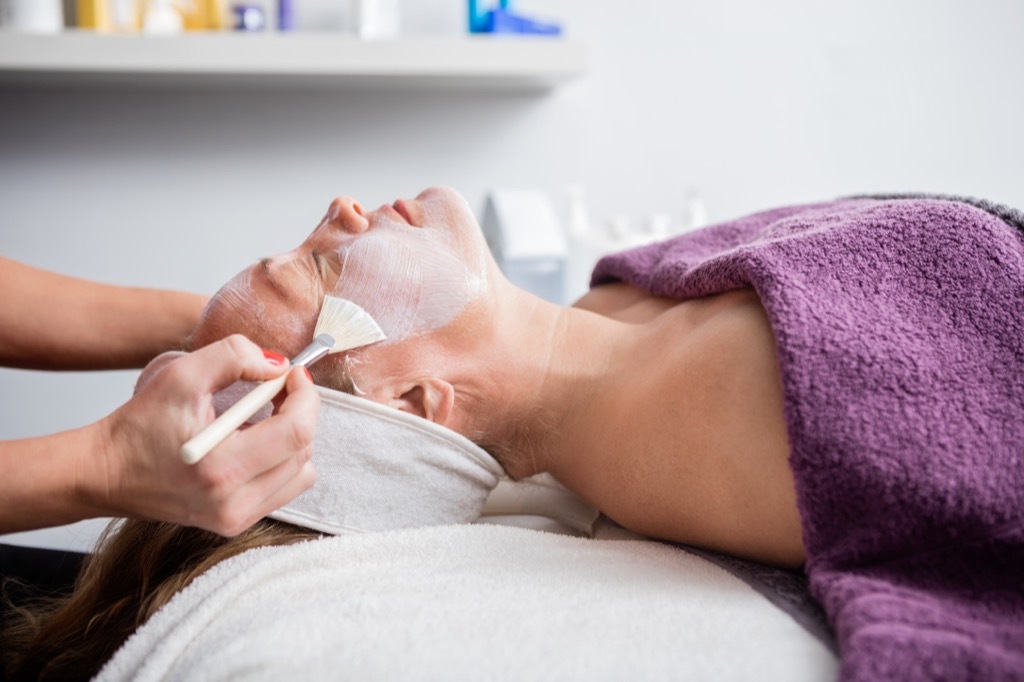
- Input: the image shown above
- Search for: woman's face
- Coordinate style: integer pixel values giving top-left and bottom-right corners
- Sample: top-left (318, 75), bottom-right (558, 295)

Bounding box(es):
top-left (194, 186), bottom-right (491, 358)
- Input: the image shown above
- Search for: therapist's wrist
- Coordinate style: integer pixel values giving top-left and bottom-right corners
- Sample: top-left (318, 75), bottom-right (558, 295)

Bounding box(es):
top-left (160, 290), bottom-right (208, 347)
top-left (122, 289), bottom-right (209, 366)
top-left (73, 414), bottom-right (130, 521)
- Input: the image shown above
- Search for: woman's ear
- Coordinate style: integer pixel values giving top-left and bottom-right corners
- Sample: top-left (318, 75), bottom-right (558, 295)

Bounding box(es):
top-left (389, 378), bottom-right (455, 426)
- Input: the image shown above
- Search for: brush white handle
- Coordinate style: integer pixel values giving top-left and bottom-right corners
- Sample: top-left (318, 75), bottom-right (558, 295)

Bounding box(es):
top-left (180, 373), bottom-right (289, 465)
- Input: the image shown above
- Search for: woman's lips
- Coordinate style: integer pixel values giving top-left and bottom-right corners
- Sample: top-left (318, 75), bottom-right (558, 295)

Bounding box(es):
top-left (392, 199), bottom-right (416, 225)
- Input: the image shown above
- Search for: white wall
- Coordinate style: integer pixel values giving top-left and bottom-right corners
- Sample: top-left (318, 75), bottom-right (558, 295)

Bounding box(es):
top-left (3, 0), bottom-right (1023, 550)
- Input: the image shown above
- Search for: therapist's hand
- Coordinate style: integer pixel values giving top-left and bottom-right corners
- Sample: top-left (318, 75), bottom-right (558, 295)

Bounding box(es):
top-left (93, 335), bottom-right (319, 536)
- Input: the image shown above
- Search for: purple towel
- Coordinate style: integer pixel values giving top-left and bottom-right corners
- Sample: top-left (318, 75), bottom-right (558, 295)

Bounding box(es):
top-left (592, 198), bottom-right (1024, 681)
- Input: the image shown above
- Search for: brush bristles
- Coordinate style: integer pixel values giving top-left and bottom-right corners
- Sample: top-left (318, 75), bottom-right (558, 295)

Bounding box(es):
top-left (314, 295), bottom-right (386, 353)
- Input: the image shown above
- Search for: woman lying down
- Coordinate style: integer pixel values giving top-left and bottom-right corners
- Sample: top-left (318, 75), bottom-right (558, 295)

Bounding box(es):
top-left (5, 187), bottom-right (1023, 680)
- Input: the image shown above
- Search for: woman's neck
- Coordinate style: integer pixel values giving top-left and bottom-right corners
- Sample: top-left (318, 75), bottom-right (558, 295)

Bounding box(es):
top-left (475, 284), bottom-right (644, 479)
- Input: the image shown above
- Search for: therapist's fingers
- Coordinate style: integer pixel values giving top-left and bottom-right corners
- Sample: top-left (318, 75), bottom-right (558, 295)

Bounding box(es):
top-left (173, 334), bottom-right (291, 397)
top-left (198, 455), bottom-right (316, 537)
top-left (192, 366), bottom-right (320, 534)
top-left (231, 460), bottom-right (318, 536)
top-left (227, 366), bottom-right (319, 478)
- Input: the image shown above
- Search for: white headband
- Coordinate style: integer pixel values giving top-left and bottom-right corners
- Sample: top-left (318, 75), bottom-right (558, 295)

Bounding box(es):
top-left (271, 386), bottom-right (503, 535)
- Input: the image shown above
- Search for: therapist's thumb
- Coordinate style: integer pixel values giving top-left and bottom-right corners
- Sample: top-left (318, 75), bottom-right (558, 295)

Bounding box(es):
top-left (180, 334), bottom-right (291, 394)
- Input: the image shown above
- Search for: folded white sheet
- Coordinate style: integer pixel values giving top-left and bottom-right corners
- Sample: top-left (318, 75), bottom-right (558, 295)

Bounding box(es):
top-left (96, 524), bottom-right (838, 681)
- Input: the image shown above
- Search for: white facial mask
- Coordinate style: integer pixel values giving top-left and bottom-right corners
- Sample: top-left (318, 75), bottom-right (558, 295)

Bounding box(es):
top-left (200, 190), bottom-right (489, 356)
top-left (318, 189), bottom-right (487, 345)
top-left (329, 218), bottom-right (486, 343)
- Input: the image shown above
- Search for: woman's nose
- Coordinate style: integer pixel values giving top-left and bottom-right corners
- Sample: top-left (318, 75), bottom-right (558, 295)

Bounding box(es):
top-left (324, 197), bottom-right (369, 234)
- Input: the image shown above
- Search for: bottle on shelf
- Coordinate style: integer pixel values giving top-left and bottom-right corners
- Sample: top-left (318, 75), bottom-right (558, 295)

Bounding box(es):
top-left (2, 0), bottom-right (65, 33)
top-left (77, 0), bottom-right (139, 32)
top-left (277, 0), bottom-right (294, 30)
top-left (142, 0), bottom-right (184, 34)
top-left (350, 0), bottom-right (399, 40)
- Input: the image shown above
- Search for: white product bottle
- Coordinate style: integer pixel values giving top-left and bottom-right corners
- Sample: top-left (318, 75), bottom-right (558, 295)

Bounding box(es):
top-left (2, 0), bottom-right (64, 33)
top-left (351, 0), bottom-right (399, 39)
top-left (143, 0), bottom-right (184, 34)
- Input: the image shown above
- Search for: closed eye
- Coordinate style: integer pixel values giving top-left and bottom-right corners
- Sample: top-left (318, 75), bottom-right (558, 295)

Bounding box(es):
top-left (259, 258), bottom-right (289, 300)
top-left (312, 250), bottom-right (325, 279)
top-left (311, 249), bottom-right (342, 287)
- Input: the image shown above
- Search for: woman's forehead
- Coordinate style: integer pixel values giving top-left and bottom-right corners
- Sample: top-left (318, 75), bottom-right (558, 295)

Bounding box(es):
top-left (196, 267), bottom-right (310, 354)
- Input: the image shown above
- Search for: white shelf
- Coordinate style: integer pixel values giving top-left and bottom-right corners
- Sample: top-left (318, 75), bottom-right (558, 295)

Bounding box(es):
top-left (0, 31), bottom-right (586, 91)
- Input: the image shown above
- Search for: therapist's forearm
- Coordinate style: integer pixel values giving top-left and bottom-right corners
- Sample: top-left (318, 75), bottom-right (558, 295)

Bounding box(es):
top-left (0, 257), bottom-right (208, 370)
top-left (0, 425), bottom-right (108, 534)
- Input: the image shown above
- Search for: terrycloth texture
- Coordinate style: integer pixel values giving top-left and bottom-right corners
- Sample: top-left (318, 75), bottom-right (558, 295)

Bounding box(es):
top-left (95, 524), bottom-right (838, 681)
top-left (592, 197), bottom-right (1024, 681)
top-left (262, 387), bottom-right (596, 533)
top-left (272, 387), bottom-right (503, 534)
top-left (136, 359), bottom-right (504, 534)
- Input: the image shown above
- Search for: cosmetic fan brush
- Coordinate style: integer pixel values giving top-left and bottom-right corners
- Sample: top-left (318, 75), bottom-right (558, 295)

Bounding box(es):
top-left (180, 295), bottom-right (386, 465)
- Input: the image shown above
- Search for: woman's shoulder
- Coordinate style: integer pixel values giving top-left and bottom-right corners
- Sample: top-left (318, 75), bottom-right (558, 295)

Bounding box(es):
top-left (572, 282), bottom-right (678, 323)
top-left (573, 283), bottom-right (763, 326)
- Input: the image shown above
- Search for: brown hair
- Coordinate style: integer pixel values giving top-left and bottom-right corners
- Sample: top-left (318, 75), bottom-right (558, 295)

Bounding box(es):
top-left (2, 518), bottom-right (318, 681)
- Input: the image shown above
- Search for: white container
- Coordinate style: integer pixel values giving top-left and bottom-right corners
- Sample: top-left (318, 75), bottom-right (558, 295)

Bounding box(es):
top-left (1, 0), bottom-right (64, 33)
top-left (482, 189), bottom-right (568, 304)
top-left (350, 0), bottom-right (399, 39)
top-left (143, 0), bottom-right (184, 34)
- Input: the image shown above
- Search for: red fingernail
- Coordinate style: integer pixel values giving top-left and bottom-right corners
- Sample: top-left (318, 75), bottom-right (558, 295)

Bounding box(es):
top-left (303, 367), bottom-right (313, 382)
top-left (263, 349), bottom-right (287, 365)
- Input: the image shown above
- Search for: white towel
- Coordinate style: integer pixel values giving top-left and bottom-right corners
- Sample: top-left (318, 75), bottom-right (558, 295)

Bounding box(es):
top-left (95, 524), bottom-right (837, 681)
